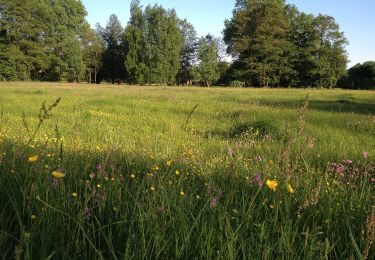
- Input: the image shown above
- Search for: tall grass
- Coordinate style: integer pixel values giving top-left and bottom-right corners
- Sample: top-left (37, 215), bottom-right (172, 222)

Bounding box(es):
top-left (0, 82), bottom-right (374, 259)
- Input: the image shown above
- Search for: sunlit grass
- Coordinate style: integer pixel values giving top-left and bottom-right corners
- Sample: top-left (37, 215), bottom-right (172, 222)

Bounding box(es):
top-left (0, 82), bottom-right (374, 258)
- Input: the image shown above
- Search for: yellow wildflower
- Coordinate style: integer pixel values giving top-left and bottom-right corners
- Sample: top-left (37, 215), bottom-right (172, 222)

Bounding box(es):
top-left (51, 171), bottom-right (65, 178)
top-left (150, 186), bottom-right (155, 191)
top-left (287, 183), bottom-right (295, 194)
top-left (151, 165), bottom-right (159, 171)
top-left (72, 193), bottom-right (78, 197)
top-left (166, 160), bottom-right (173, 166)
top-left (266, 180), bottom-right (278, 192)
top-left (130, 174), bottom-right (136, 179)
top-left (175, 170), bottom-right (181, 175)
top-left (180, 191), bottom-right (185, 196)
top-left (28, 155), bottom-right (38, 163)
top-left (96, 184), bottom-right (101, 188)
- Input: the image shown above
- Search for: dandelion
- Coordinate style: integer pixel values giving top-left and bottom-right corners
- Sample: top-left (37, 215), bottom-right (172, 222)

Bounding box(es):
top-left (166, 160), bottom-right (173, 166)
top-left (28, 155), bottom-right (38, 163)
top-left (175, 170), bottom-right (181, 175)
top-left (266, 180), bottom-right (278, 192)
top-left (287, 183), bottom-right (295, 194)
top-left (51, 170), bottom-right (65, 178)
top-left (180, 191), bottom-right (185, 196)
top-left (72, 192), bottom-right (78, 197)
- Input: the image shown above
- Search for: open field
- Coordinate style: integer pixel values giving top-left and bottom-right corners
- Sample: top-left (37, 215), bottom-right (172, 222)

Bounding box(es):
top-left (0, 82), bottom-right (374, 259)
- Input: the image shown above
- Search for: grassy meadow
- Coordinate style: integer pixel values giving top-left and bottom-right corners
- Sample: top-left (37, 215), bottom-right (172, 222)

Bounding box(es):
top-left (0, 82), bottom-right (374, 259)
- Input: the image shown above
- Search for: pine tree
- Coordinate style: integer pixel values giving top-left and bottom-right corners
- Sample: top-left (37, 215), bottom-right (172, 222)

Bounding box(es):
top-left (98, 14), bottom-right (126, 84)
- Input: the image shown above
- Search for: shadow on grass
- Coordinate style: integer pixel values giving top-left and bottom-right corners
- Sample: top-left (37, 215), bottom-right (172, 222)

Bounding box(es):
top-left (0, 138), bottom-right (374, 259)
top-left (203, 119), bottom-right (284, 141)
top-left (258, 99), bottom-right (375, 115)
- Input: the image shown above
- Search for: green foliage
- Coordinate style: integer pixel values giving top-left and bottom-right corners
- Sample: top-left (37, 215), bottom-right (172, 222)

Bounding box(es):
top-left (177, 19), bottom-right (197, 85)
top-left (0, 0), bottom-right (87, 81)
top-left (82, 26), bottom-right (104, 84)
top-left (124, 1), bottom-right (183, 85)
top-left (224, 0), bottom-right (348, 88)
top-left (230, 80), bottom-right (246, 88)
top-left (338, 61), bottom-right (375, 89)
top-left (193, 35), bottom-right (220, 87)
top-left (224, 0), bottom-right (292, 87)
top-left (98, 14), bottom-right (127, 84)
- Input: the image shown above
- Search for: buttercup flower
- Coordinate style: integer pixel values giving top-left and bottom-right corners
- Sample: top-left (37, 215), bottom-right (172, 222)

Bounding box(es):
top-left (51, 171), bottom-right (65, 178)
top-left (266, 180), bottom-right (278, 191)
top-left (28, 155), bottom-right (38, 163)
top-left (287, 183), bottom-right (294, 193)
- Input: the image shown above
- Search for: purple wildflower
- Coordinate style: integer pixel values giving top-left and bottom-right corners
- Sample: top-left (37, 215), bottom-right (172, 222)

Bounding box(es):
top-left (336, 164), bottom-right (345, 176)
top-left (342, 159), bottom-right (353, 164)
top-left (254, 172), bottom-right (263, 188)
top-left (211, 196), bottom-right (218, 208)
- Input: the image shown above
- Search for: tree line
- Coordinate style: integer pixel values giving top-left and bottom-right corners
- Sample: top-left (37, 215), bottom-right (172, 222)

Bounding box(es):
top-left (0, 0), bottom-right (373, 89)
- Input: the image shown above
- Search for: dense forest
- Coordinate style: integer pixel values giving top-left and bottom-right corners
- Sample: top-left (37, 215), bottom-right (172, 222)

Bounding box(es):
top-left (0, 0), bottom-right (374, 89)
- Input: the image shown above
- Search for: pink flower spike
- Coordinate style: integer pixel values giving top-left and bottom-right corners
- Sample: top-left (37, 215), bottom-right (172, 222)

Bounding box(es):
top-left (211, 196), bottom-right (218, 208)
top-left (254, 172), bottom-right (263, 188)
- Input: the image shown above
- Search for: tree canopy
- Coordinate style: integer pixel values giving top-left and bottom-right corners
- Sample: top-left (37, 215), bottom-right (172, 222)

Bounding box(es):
top-left (223, 0), bottom-right (348, 88)
top-left (0, 0), bottom-right (357, 88)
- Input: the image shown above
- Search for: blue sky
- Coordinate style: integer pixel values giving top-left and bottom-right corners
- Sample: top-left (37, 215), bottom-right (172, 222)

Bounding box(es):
top-left (82, 0), bottom-right (375, 67)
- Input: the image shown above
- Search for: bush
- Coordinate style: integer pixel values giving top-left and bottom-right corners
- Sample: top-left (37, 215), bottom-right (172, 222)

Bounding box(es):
top-left (230, 80), bottom-right (246, 88)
